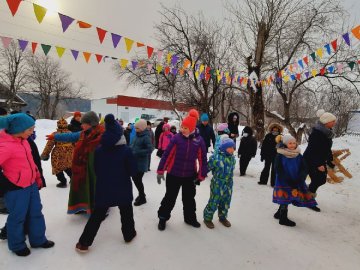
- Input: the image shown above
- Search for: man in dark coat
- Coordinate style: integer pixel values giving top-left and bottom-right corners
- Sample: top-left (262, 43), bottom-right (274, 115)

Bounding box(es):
top-left (227, 112), bottom-right (240, 147)
top-left (258, 123), bottom-right (283, 186)
top-left (303, 110), bottom-right (336, 212)
top-left (238, 126), bottom-right (257, 176)
top-left (197, 113), bottom-right (215, 152)
top-left (154, 117), bottom-right (169, 149)
top-left (68, 111), bottom-right (82, 132)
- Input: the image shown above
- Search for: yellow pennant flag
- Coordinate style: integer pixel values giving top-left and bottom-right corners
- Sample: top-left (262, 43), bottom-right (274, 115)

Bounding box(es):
top-left (55, 47), bottom-right (65, 58)
top-left (191, 62), bottom-right (195, 69)
top-left (316, 48), bottom-right (323, 59)
top-left (167, 53), bottom-right (172, 65)
top-left (216, 69), bottom-right (220, 76)
top-left (243, 78), bottom-right (248, 85)
top-left (311, 69), bottom-right (317, 77)
top-left (120, 59), bottom-right (129, 69)
top-left (217, 75), bottom-right (222, 82)
top-left (124, 38), bottom-right (134, 53)
top-left (156, 64), bottom-right (163, 74)
top-left (33, 4), bottom-right (47, 23)
top-left (283, 76), bottom-right (289, 83)
top-left (199, 64), bottom-right (205, 73)
top-left (195, 71), bottom-right (199, 79)
top-left (83, 52), bottom-right (91, 63)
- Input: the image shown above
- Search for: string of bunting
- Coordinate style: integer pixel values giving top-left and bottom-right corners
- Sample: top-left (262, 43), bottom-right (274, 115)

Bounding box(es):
top-left (3, 0), bottom-right (360, 88)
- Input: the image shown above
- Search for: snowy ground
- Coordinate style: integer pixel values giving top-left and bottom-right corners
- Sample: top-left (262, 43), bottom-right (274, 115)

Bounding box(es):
top-left (1, 120), bottom-right (359, 270)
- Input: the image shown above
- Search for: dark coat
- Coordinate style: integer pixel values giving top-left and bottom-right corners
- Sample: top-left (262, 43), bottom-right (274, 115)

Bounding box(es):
top-left (260, 133), bottom-right (277, 161)
top-left (197, 123), bottom-right (215, 148)
top-left (123, 128), bottom-right (131, 146)
top-left (68, 118), bottom-right (82, 133)
top-left (131, 130), bottom-right (153, 173)
top-left (238, 136), bottom-right (257, 157)
top-left (28, 137), bottom-right (46, 187)
top-left (303, 127), bottom-right (333, 168)
top-left (94, 140), bottom-right (137, 208)
top-left (227, 112), bottom-right (239, 139)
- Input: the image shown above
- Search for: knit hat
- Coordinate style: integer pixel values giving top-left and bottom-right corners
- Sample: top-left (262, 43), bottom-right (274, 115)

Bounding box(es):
top-left (57, 118), bottom-right (68, 130)
top-left (0, 113), bottom-right (35, 134)
top-left (219, 138), bottom-right (236, 152)
top-left (200, 113), bottom-right (209, 122)
top-left (101, 114), bottom-right (123, 147)
top-left (81, 111), bottom-right (99, 127)
top-left (282, 134), bottom-right (296, 145)
top-left (73, 111), bottom-right (82, 118)
top-left (181, 109), bottom-right (199, 132)
top-left (134, 119), bottom-right (147, 131)
top-left (242, 126), bottom-right (253, 136)
top-left (0, 107), bottom-right (7, 116)
top-left (162, 123), bottom-right (171, 131)
top-left (317, 109), bottom-right (337, 124)
top-left (217, 123), bottom-right (228, 132)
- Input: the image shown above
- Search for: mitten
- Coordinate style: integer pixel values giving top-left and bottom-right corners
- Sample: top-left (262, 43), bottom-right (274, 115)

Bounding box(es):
top-left (157, 174), bottom-right (165, 185)
top-left (46, 133), bottom-right (55, 140)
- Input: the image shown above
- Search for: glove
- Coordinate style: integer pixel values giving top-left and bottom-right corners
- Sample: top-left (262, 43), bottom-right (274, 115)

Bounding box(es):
top-left (157, 174), bottom-right (165, 185)
top-left (40, 155), bottom-right (49, 161)
top-left (46, 133), bottom-right (55, 140)
top-left (194, 179), bottom-right (201, 186)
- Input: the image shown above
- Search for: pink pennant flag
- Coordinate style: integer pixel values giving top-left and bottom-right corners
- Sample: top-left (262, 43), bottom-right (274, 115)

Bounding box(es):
top-left (157, 51), bottom-right (163, 62)
top-left (337, 63), bottom-right (343, 73)
top-left (147, 64), bottom-right (153, 73)
top-left (1, 36), bottom-right (13, 49)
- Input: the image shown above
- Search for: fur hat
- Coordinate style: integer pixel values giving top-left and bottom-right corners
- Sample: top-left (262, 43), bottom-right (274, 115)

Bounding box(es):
top-left (219, 138), bottom-right (236, 152)
top-left (162, 123), bottom-right (171, 131)
top-left (216, 123), bottom-right (228, 132)
top-left (73, 111), bottom-right (82, 118)
top-left (57, 118), bottom-right (68, 130)
top-left (135, 119), bottom-right (147, 131)
top-left (317, 109), bottom-right (337, 124)
top-left (200, 113), bottom-right (209, 122)
top-left (282, 134), bottom-right (296, 145)
top-left (81, 111), bottom-right (99, 127)
top-left (0, 113), bottom-right (35, 134)
top-left (181, 109), bottom-right (199, 132)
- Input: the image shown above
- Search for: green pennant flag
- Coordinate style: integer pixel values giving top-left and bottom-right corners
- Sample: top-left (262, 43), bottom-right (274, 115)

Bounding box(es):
top-left (41, 44), bottom-right (51, 55)
top-left (348, 61), bottom-right (356, 71)
top-left (310, 52), bottom-right (316, 62)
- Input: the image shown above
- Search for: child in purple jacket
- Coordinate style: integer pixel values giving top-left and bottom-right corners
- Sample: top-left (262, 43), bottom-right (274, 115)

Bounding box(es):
top-left (156, 109), bottom-right (207, 231)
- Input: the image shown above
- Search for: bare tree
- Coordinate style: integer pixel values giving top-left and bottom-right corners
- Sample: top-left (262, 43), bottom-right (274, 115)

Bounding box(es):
top-left (26, 55), bottom-right (84, 119)
top-left (0, 42), bottom-right (29, 110)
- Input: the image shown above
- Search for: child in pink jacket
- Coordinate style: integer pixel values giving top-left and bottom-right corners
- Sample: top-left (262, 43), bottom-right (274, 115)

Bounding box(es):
top-left (156, 124), bottom-right (173, 158)
top-left (0, 113), bottom-right (54, 256)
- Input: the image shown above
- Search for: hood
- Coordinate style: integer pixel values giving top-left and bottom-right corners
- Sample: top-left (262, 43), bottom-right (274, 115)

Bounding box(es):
top-left (268, 123), bottom-right (283, 133)
top-left (227, 112), bottom-right (239, 125)
top-left (0, 130), bottom-right (22, 143)
top-left (242, 126), bottom-right (253, 136)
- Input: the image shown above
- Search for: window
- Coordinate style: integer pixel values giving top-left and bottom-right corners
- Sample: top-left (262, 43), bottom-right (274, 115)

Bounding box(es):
top-left (125, 107), bottom-right (129, 110)
top-left (142, 108), bottom-right (145, 110)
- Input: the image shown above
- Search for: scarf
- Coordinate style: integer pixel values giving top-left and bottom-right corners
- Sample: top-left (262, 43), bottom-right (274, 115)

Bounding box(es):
top-left (71, 125), bottom-right (104, 191)
top-left (314, 121), bottom-right (334, 139)
top-left (277, 146), bottom-right (301, 158)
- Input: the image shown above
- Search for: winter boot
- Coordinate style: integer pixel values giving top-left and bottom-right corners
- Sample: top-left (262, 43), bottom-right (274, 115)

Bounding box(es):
top-left (0, 225), bottom-right (7, 240)
top-left (203, 220), bottom-right (215, 229)
top-left (15, 247), bottom-right (31, 257)
top-left (124, 231), bottom-right (137, 243)
top-left (56, 182), bottom-right (67, 188)
top-left (184, 219), bottom-right (201, 228)
top-left (274, 207), bottom-right (281, 220)
top-left (134, 195), bottom-right (146, 206)
top-left (158, 219), bottom-right (166, 231)
top-left (75, 242), bottom-right (89, 253)
top-left (308, 206), bottom-right (321, 212)
top-left (279, 206), bottom-right (296, 227)
top-left (219, 218), bottom-right (231, 227)
top-left (32, 240), bottom-right (55, 248)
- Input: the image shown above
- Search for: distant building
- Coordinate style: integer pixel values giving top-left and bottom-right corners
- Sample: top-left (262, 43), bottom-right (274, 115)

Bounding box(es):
top-left (0, 84), bottom-right (27, 111)
top-left (347, 110), bottom-right (360, 134)
top-left (91, 95), bottom-right (191, 122)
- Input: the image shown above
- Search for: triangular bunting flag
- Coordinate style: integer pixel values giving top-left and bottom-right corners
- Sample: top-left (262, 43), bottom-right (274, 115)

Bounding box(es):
top-left (165, 66), bottom-right (170, 75)
top-left (298, 60), bottom-right (304, 69)
top-left (77, 21), bottom-right (92, 28)
top-left (342, 33), bottom-right (350, 46)
top-left (58, 13), bottom-right (74, 32)
top-left (1, 36), bottom-right (12, 49)
top-left (147, 46), bottom-right (154, 59)
top-left (303, 56), bottom-right (309, 65)
top-left (55, 47), bottom-right (65, 58)
top-left (311, 69), bottom-right (317, 77)
top-left (283, 76), bottom-right (289, 82)
top-left (180, 69), bottom-right (185, 77)
top-left (156, 64), bottom-right (163, 74)
top-left (183, 59), bottom-right (191, 69)
top-left (348, 62), bottom-right (355, 71)
top-left (320, 67), bottom-right (325, 75)
top-left (310, 52), bottom-right (316, 62)
top-left (18, 40), bottom-right (28, 51)
top-left (167, 53), bottom-right (172, 65)
top-left (351, 25), bottom-right (360, 40)
top-left (296, 73), bottom-right (301, 80)
top-left (324, 44), bottom-right (331, 55)
top-left (305, 72), bottom-right (310, 78)
top-left (337, 63), bottom-right (343, 73)
top-left (96, 28), bottom-right (107, 44)
top-left (71, 50), bottom-right (79, 60)
top-left (331, 39), bottom-right (337, 51)
top-left (33, 4), bottom-right (47, 23)
top-left (111, 33), bottom-right (122, 48)
top-left (147, 64), bottom-right (153, 73)
top-left (6, 0), bottom-right (22, 16)
top-left (124, 38), bottom-right (134, 53)
top-left (157, 51), bottom-right (163, 62)
top-left (291, 75), bottom-right (296, 81)
top-left (137, 42), bottom-right (145, 47)
top-left (171, 55), bottom-right (179, 66)
top-left (95, 54), bottom-right (103, 63)
top-left (83, 52), bottom-right (91, 63)
top-left (120, 59), bottom-right (128, 69)
top-left (131, 61), bottom-right (138, 70)
top-left (41, 44), bottom-right (51, 56)
top-left (31, 42), bottom-right (38, 53)
top-left (327, 66), bottom-right (335, 73)
top-left (316, 48), bottom-right (323, 59)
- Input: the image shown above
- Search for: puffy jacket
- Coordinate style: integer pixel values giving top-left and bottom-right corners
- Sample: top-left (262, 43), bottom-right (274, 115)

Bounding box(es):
top-left (158, 131), bottom-right (173, 151)
top-left (0, 131), bottom-right (42, 188)
top-left (197, 123), bottom-right (215, 148)
top-left (208, 150), bottom-right (236, 181)
top-left (260, 133), bottom-right (277, 160)
top-left (157, 132), bottom-right (207, 180)
top-left (238, 136), bottom-right (257, 157)
top-left (130, 130), bottom-right (153, 173)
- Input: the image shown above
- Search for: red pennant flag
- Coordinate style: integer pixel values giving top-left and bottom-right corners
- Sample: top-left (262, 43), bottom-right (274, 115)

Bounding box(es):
top-left (296, 73), bottom-right (301, 80)
top-left (165, 66), bottom-right (170, 75)
top-left (96, 27), bottom-right (107, 44)
top-left (303, 56), bottom-right (309, 66)
top-left (6, 0), bottom-right (22, 16)
top-left (320, 67), bottom-right (325, 75)
top-left (147, 46), bottom-right (154, 59)
top-left (77, 21), bottom-right (92, 28)
top-left (31, 42), bottom-right (38, 53)
top-left (331, 39), bottom-right (337, 51)
top-left (95, 54), bottom-right (103, 63)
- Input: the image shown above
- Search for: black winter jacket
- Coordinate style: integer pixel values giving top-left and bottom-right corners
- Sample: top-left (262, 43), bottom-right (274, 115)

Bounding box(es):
top-left (260, 133), bottom-right (277, 160)
top-left (238, 136), bottom-right (257, 157)
top-left (197, 123), bottom-right (215, 148)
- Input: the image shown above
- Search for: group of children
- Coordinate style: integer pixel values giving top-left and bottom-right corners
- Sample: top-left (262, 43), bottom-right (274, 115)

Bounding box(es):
top-left (0, 107), bottom-right (336, 256)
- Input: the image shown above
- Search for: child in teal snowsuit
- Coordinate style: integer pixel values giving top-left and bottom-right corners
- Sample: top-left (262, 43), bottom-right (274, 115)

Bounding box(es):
top-left (203, 138), bottom-right (236, 229)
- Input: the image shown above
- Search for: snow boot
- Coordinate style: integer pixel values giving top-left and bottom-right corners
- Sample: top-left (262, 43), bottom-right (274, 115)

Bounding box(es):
top-left (279, 206), bottom-right (296, 227)
top-left (158, 219), bottom-right (166, 231)
top-left (0, 225), bottom-right (7, 240)
top-left (31, 240), bottom-right (55, 249)
top-left (203, 220), bottom-right (215, 229)
top-left (75, 242), bottom-right (89, 253)
top-left (56, 182), bottom-right (67, 188)
top-left (184, 219), bottom-right (201, 228)
top-left (134, 195), bottom-right (146, 206)
top-left (274, 207), bottom-right (281, 219)
top-left (308, 206), bottom-right (321, 212)
top-left (219, 218), bottom-right (231, 227)
top-left (15, 247), bottom-right (31, 257)
top-left (124, 231), bottom-right (137, 243)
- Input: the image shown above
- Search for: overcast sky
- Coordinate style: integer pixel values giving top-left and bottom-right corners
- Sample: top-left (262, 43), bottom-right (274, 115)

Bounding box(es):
top-left (0, 0), bottom-right (359, 99)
